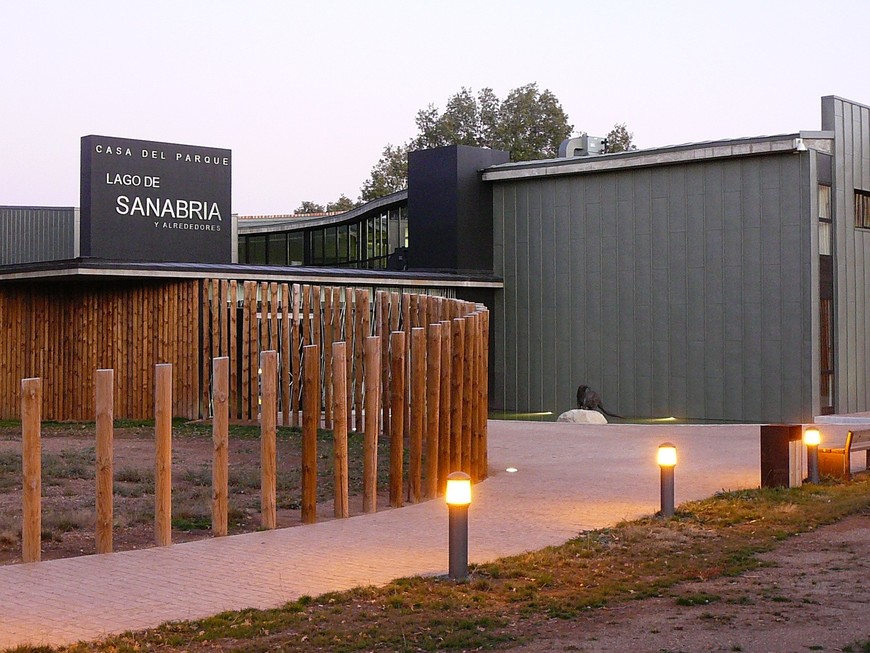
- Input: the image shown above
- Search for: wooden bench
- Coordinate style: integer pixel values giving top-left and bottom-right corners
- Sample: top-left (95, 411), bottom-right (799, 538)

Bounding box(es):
top-left (818, 429), bottom-right (870, 480)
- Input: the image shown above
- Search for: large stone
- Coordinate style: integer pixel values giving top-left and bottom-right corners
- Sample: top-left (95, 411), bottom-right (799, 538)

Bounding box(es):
top-left (556, 409), bottom-right (608, 424)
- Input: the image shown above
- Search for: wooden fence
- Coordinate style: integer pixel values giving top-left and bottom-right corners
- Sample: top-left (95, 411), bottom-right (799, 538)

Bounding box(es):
top-left (13, 284), bottom-right (490, 561)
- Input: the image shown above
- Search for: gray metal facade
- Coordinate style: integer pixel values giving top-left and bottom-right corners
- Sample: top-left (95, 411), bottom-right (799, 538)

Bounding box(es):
top-left (489, 142), bottom-right (819, 423)
top-left (0, 206), bottom-right (78, 265)
top-left (824, 96), bottom-right (870, 414)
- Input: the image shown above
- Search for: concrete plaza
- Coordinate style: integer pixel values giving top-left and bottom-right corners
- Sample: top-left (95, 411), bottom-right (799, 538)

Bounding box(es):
top-left (0, 421), bottom-right (782, 649)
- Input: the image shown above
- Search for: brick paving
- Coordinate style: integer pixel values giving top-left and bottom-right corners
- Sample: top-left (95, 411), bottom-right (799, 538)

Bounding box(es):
top-left (0, 421), bottom-right (764, 650)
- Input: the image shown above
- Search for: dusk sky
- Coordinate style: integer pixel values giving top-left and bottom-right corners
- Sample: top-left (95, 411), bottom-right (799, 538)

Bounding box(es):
top-left (2, 0), bottom-right (868, 215)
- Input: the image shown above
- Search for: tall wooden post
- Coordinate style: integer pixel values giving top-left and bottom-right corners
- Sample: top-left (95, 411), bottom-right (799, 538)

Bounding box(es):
top-left (363, 336), bottom-right (380, 513)
top-left (95, 369), bottom-right (114, 554)
top-left (450, 320), bottom-right (465, 473)
top-left (463, 315), bottom-right (475, 476)
top-left (21, 377), bottom-right (41, 563)
top-left (389, 331), bottom-right (405, 508)
top-left (424, 324), bottom-right (441, 499)
top-left (260, 350), bottom-right (278, 529)
top-left (154, 364), bottom-right (172, 547)
top-left (332, 342), bottom-right (349, 518)
top-left (438, 320), bottom-right (452, 493)
top-left (302, 344), bottom-right (320, 524)
top-left (212, 357), bottom-right (229, 536)
top-left (409, 327), bottom-right (425, 503)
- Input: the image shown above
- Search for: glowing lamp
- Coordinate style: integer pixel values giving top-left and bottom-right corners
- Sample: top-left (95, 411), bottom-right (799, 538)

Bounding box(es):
top-left (804, 428), bottom-right (821, 484)
top-left (445, 471), bottom-right (471, 581)
top-left (657, 443), bottom-right (677, 467)
top-left (803, 428), bottom-right (821, 446)
top-left (445, 471), bottom-right (472, 506)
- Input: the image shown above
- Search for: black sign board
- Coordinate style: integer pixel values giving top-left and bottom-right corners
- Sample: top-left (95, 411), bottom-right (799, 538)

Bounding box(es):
top-left (80, 135), bottom-right (232, 263)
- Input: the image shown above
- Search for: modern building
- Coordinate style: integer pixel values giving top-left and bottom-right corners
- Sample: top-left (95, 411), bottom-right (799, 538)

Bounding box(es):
top-left (4, 95), bottom-right (869, 423)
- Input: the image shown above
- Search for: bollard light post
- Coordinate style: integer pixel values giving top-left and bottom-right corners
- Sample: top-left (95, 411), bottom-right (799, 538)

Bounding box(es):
top-left (804, 428), bottom-right (821, 484)
top-left (446, 471), bottom-right (472, 581)
top-left (657, 442), bottom-right (677, 518)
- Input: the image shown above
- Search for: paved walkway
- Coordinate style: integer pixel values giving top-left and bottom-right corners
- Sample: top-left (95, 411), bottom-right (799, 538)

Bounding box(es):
top-left (0, 422), bottom-right (768, 649)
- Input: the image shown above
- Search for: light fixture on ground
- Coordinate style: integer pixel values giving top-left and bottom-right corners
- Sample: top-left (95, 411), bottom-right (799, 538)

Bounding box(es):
top-left (804, 427), bottom-right (821, 484)
top-left (657, 442), bottom-right (677, 518)
top-left (445, 471), bottom-right (471, 581)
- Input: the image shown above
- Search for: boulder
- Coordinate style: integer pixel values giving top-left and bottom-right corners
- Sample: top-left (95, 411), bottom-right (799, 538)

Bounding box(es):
top-left (556, 409), bottom-right (608, 424)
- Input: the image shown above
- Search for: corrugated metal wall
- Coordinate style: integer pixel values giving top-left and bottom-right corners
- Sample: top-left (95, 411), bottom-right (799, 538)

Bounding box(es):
top-left (824, 96), bottom-right (870, 414)
top-left (0, 206), bottom-right (77, 264)
top-left (492, 153), bottom-right (815, 423)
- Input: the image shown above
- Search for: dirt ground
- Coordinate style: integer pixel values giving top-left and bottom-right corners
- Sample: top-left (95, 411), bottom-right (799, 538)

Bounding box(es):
top-left (0, 424), bottom-right (380, 565)
top-left (513, 512), bottom-right (870, 653)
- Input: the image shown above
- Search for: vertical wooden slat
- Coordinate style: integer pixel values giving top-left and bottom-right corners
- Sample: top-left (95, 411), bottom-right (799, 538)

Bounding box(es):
top-left (324, 287), bottom-right (334, 429)
top-left (302, 344), bottom-right (320, 524)
top-left (229, 280), bottom-right (238, 420)
top-left (481, 309), bottom-right (490, 479)
top-left (438, 320), bottom-right (452, 493)
top-left (212, 357), bottom-right (229, 536)
top-left (21, 377), bottom-right (41, 563)
top-left (425, 323), bottom-right (441, 499)
top-left (154, 363), bottom-right (172, 547)
top-left (344, 287), bottom-right (354, 432)
top-left (363, 336), bottom-right (380, 513)
top-left (280, 283), bottom-right (291, 427)
top-left (389, 331), bottom-right (405, 508)
top-left (270, 282), bottom-right (279, 352)
top-left (241, 283), bottom-right (251, 422)
top-left (332, 342), bottom-right (349, 518)
top-left (463, 315), bottom-right (475, 476)
top-left (354, 288), bottom-right (366, 433)
top-left (95, 369), bottom-right (114, 554)
top-left (378, 291), bottom-right (390, 437)
top-left (292, 283), bottom-right (302, 427)
top-left (260, 350), bottom-right (277, 530)
top-left (409, 327), bottom-right (425, 503)
top-left (450, 319), bottom-right (464, 474)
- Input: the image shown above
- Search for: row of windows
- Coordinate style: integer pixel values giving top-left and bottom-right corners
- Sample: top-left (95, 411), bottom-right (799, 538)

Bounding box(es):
top-left (239, 206), bottom-right (408, 268)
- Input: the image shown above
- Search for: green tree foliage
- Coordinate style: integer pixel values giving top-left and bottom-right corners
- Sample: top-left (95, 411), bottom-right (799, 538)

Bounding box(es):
top-left (491, 83), bottom-right (572, 161)
top-left (605, 122), bottom-right (636, 153)
top-left (295, 200), bottom-right (325, 214)
top-left (326, 194), bottom-right (357, 212)
top-left (359, 143), bottom-right (410, 203)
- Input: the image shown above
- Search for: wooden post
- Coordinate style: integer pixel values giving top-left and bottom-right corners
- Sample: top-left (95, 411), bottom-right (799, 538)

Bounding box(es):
top-left (450, 320), bottom-right (464, 474)
top-left (463, 315), bottom-right (475, 475)
top-left (212, 357), bottom-right (229, 536)
top-left (378, 291), bottom-right (390, 438)
top-left (95, 369), bottom-right (114, 554)
top-left (292, 283), bottom-right (302, 427)
top-left (363, 336), bottom-right (380, 513)
top-left (332, 342), bottom-right (349, 518)
top-left (302, 344), bottom-right (320, 524)
top-left (425, 324), bottom-right (441, 499)
top-left (260, 350), bottom-right (278, 529)
top-left (21, 377), bottom-right (41, 563)
top-left (389, 331), bottom-right (405, 508)
top-left (324, 287), bottom-right (334, 429)
top-left (354, 289), bottom-right (366, 433)
top-left (344, 287), bottom-right (354, 432)
top-left (438, 320), bottom-right (452, 493)
top-left (409, 327), bottom-right (425, 503)
top-left (154, 363), bottom-right (172, 547)
top-left (481, 310), bottom-right (490, 480)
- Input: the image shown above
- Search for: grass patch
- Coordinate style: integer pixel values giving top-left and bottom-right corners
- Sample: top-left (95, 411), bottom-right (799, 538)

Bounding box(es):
top-left (11, 475), bottom-right (869, 653)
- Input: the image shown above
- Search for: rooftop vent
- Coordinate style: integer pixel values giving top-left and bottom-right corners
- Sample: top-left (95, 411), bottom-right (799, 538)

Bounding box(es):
top-left (558, 134), bottom-right (606, 158)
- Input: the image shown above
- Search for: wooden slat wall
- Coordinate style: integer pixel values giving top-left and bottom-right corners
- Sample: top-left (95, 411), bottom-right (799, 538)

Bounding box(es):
top-left (0, 280), bottom-right (201, 421)
top-left (2, 280), bottom-right (489, 490)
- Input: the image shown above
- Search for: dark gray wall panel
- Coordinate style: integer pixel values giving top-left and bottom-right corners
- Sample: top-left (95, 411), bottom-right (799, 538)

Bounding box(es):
top-left (492, 150), bottom-right (814, 422)
top-left (1, 207), bottom-right (77, 264)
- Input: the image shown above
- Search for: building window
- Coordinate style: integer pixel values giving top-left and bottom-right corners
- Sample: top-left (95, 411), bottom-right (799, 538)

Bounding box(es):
top-left (819, 185), bottom-right (832, 255)
top-left (820, 297), bottom-right (834, 411)
top-left (855, 189), bottom-right (870, 229)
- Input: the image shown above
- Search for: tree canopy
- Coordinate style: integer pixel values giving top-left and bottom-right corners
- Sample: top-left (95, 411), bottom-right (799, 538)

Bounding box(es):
top-left (357, 84), bottom-right (636, 201)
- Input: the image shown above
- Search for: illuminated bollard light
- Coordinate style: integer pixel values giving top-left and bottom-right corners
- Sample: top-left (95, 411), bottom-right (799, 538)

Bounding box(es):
top-left (804, 427), bottom-right (821, 484)
top-left (446, 471), bottom-right (472, 581)
top-left (657, 442), bottom-right (677, 518)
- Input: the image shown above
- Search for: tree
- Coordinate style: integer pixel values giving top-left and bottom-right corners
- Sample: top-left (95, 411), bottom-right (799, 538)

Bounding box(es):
top-left (295, 201), bottom-right (325, 214)
top-left (359, 143), bottom-right (410, 203)
top-left (326, 194), bottom-right (357, 212)
top-left (605, 122), bottom-right (636, 153)
top-left (490, 83), bottom-right (572, 161)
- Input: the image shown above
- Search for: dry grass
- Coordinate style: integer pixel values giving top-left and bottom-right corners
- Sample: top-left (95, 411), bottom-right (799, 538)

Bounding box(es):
top-left (6, 475), bottom-right (869, 653)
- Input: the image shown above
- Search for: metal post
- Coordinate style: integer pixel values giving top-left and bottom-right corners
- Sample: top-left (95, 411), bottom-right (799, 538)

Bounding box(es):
top-left (448, 503), bottom-right (469, 581)
top-left (660, 465), bottom-right (675, 518)
top-left (807, 444), bottom-right (820, 484)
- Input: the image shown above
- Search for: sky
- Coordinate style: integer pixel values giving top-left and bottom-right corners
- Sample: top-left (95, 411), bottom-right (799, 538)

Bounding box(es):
top-left (2, 0), bottom-right (869, 216)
